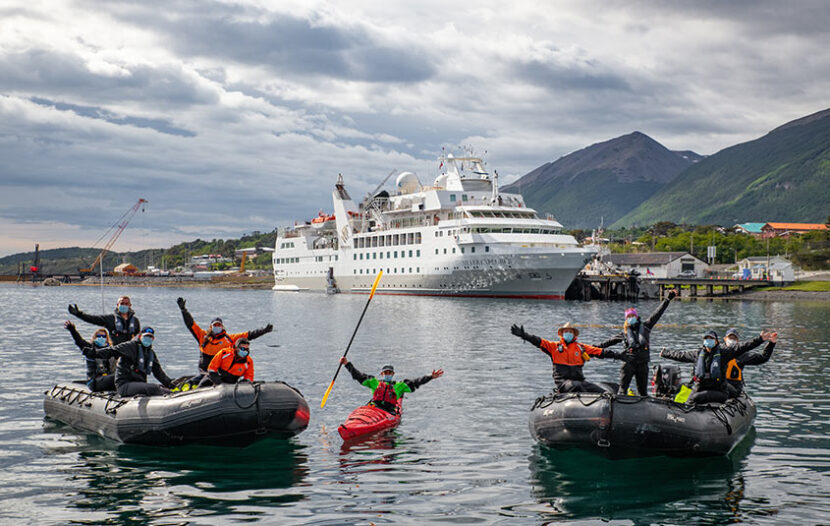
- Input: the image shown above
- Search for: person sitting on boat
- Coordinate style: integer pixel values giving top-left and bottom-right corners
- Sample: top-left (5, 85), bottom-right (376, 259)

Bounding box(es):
top-left (198, 338), bottom-right (254, 386)
top-left (510, 322), bottom-right (625, 393)
top-left (67, 295), bottom-right (140, 346)
top-left (85, 327), bottom-right (174, 397)
top-left (176, 297), bottom-right (273, 372)
top-left (598, 288), bottom-right (679, 396)
top-left (660, 329), bottom-right (754, 405)
top-left (63, 320), bottom-right (116, 392)
top-left (339, 358), bottom-right (443, 414)
top-left (722, 328), bottom-right (777, 397)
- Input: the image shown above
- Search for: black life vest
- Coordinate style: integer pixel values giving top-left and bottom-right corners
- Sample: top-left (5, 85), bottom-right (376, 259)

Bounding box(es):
top-left (695, 347), bottom-right (723, 384)
top-left (624, 321), bottom-right (650, 360)
top-left (372, 381), bottom-right (399, 407)
top-left (113, 313), bottom-right (139, 339)
top-left (135, 345), bottom-right (154, 375)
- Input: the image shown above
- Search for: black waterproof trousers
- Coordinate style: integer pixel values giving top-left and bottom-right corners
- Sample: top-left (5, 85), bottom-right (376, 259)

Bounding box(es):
top-left (88, 375), bottom-right (116, 392)
top-left (117, 382), bottom-right (170, 397)
top-left (688, 389), bottom-right (728, 405)
top-left (618, 362), bottom-right (650, 396)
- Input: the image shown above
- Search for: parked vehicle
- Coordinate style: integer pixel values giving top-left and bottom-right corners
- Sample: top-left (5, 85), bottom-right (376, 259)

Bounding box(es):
top-left (677, 270), bottom-right (697, 278)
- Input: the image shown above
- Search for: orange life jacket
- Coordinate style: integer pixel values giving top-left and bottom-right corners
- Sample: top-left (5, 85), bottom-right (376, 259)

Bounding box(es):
top-left (725, 358), bottom-right (742, 382)
top-left (207, 349), bottom-right (254, 382)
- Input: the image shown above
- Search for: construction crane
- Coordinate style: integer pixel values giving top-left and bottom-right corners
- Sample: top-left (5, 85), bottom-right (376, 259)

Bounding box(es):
top-left (79, 198), bottom-right (148, 276)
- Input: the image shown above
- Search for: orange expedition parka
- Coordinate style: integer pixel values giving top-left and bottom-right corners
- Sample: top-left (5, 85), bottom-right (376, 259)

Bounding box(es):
top-left (207, 348), bottom-right (254, 383)
top-left (539, 338), bottom-right (604, 366)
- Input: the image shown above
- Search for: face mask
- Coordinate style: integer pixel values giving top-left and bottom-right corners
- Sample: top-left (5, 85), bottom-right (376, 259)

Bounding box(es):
top-left (380, 374), bottom-right (394, 383)
top-left (626, 317), bottom-right (638, 326)
top-left (140, 336), bottom-right (154, 347)
top-left (212, 325), bottom-right (223, 335)
top-left (562, 332), bottom-right (574, 343)
top-left (703, 338), bottom-right (716, 349)
top-left (118, 305), bottom-right (129, 314)
top-left (725, 338), bottom-right (738, 347)
top-left (94, 336), bottom-right (107, 347)
top-left (237, 349), bottom-right (249, 359)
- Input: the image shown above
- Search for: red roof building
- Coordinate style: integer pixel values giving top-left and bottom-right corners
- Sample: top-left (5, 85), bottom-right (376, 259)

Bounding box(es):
top-left (760, 222), bottom-right (829, 238)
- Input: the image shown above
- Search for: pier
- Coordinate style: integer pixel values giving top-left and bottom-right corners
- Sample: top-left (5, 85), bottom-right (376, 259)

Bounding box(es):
top-left (567, 274), bottom-right (773, 300)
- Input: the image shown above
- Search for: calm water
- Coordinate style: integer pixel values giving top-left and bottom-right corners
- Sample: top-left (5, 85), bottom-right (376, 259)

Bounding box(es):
top-left (0, 284), bottom-right (828, 525)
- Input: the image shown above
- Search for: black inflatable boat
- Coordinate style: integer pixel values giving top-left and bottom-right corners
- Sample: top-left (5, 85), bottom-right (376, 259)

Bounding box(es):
top-left (44, 381), bottom-right (310, 446)
top-left (529, 391), bottom-right (755, 458)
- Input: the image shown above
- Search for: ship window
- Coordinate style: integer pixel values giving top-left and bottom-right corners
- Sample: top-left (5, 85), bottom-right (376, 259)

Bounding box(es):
top-left (359, 254), bottom-right (363, 260)
top-left (471, 247), bottom-right (476, 253)
top-left (335, 255), bottom-right (338, 261)
top-left (360, 269), bottom-right (363, 274)
top-left (450, 194), bottom-right (456, 202)
top-left (393, 234), bottom-right (399, 245)
top-left (354, 270), bottom-right (356, 274)
top-left (461, 248), bottom-right (465, 254)
top-left (372, 237), bottom-right (378, 247)
top-left (353, 254), bottom-right (356, 260)
top-left (385, 235), bottom-right (391, 245)
top-left (462, 194), bottom-right (468, 201)
top-left (373, 253), bottom-right (377, 259)
top-left (485, 246), bottom-right (490, 252)
top-left (417, 267), bottom-right (420, 272)
top-left (435, 249), bottom-right (438, 255)
top-left (394, 251), bottom-right (398, 258)
top-left (415, 232), bottom-right (421, 244)
top-left (416, 250), bottom-right (420, 257)
top-left (452, 248), bottom-right (456, 254)
top-left (434, 231), bottom-right (438, 238)
top-left (387, 251), bottom-right (391, 258)
top-left (380, 252), bottom-right (384, 259)
top-left (443, 248), bottom-right (447, 254)
top-left (379, 236), bottom-right (385, 247)
top-left (409, 267), bottom-right (412, 273)
top-left (407, 233), bottom-right (413, 244)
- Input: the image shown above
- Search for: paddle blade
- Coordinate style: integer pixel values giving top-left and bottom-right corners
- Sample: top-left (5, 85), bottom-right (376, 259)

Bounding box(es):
top-left (320, 379), bottom-right (335, 408)
top-left (369, 270), bottom-right (383, 299)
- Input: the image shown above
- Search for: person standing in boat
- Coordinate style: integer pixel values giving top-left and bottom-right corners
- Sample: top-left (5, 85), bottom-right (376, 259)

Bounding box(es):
top-left (67, 295), bottom-right (140, 346)
top-left (63, 320), bottom-right (116, 392)
top-left (659, 329), bottom-right (771, 404)
top-left (599, 288), bottom-right (679, 396)
top-left (339, 358), bottom-right (443, 414)
top-left (198, 338), bottom-right (254, 386)
top-left (722, 328), bottom-right (778, 397)
top-left (510, 322), bottom-right (625, 393)
top-left (176, 297), bottom-right (273, 372)
top-left (85, 327), bottom-right (174, 397)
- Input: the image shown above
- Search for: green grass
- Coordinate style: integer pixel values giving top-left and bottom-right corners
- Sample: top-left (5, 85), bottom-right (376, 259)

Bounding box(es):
top-left (755, 281), bottom-right (830, 292)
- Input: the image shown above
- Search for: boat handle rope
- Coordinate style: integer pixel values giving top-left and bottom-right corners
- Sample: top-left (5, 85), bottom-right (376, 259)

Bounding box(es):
top-left (233, 379), bottom-right (261, 410)
top-left (597, 395), bottom-right (613, 448)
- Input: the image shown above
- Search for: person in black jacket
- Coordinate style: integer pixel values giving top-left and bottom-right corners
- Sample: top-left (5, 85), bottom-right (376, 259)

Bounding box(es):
top-left (340, 358), bottom-right (443, 413)
top-left (660, 329), bottom-right (770, 405)
top-left (63, 320), bottom-right (116, 392)
top-left (599, 288), bottom-right (679, 396)
top-left (723, 328), bottom-right (778, 396)
top-left (86, 326), bottom-right (174, 397)
top-left (68, 296), bottom-right (140, 345)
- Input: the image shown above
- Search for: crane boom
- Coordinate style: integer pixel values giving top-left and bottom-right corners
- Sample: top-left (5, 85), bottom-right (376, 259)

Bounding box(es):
top-left (79, 198), bottom-right (148, 275)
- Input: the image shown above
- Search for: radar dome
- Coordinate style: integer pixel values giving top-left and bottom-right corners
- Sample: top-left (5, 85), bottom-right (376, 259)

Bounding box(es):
top-left (396, 172), bottom-right (421, 194)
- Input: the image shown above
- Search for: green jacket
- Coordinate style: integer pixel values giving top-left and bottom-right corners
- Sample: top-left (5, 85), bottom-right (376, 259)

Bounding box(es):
top-left (345, 362), bottom-right (434, 400)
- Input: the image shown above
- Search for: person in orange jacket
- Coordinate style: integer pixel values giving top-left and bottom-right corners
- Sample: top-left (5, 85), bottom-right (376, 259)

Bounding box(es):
top-left (176, 297), bottom-right (273, 372)
top-left (198, 338), bottom-right (254, 386)
top-left (510, 322), bottom-right (624, 393)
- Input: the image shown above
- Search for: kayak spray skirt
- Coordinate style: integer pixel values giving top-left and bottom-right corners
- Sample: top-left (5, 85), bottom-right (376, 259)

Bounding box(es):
top-left (529, 391), bottom-right (755, 458)
top-left (44, 381), bottom-right (310, 446)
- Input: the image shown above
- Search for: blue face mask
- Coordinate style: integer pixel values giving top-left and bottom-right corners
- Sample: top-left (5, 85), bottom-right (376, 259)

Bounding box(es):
top-left (380, 374), bottom-right (394, 383)
top-left (626, 316), bottom-right (638, 326)
top-left (94, 336), bottom-right (107, 347)
top-left (140, 336), bottom-right (154, 347)
top-left (212, 325), bottom-right (223, 335)
top-left (562, 332), bottom-right (574, 343)
top-left (237, 349), bottom-right (249, 359)
top-left (118, 305), bottom-right (129, 314)
top-left (703, 338), bottom-right (716, 349)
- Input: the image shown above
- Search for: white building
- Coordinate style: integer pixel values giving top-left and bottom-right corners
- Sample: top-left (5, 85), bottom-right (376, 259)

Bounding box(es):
top-left (737, 256), bottom-right (795, 283)
top-left (604, 252), bottom-right (709, 278)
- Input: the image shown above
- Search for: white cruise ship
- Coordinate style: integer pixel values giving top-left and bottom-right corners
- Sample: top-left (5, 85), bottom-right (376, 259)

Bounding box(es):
top-left (272, 154), bottom-right (597, 298)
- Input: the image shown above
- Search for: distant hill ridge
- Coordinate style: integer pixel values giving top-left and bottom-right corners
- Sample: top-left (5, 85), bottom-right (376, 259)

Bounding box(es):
top-left (614, 108), bottom-right (830, 227)
top-left (503, 131), bottom-right (699, 228)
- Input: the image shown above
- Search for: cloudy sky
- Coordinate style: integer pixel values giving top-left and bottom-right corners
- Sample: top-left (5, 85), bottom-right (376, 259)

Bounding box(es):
top-left (1, 0), bottom-right (828, 256)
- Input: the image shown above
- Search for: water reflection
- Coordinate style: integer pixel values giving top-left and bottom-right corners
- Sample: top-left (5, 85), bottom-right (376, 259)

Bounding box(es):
top-left (528, 431), bottom-right (769, 523)
top-left (43, 424), bottom-right (308, 524)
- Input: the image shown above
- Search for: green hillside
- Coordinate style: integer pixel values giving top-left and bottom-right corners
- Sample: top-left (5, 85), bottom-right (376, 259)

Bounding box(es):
top-left (614, 108), bottom-right (830, 227)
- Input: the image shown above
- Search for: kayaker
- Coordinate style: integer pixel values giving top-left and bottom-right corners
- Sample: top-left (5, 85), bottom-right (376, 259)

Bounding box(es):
top-left (339, 358), bottom-right (443, 414)
top-left (63, 320), bottom-right (116, 392)
top-left (85, 327), bottom-right (174, 397)
top-left (660, 329), bottom-right (755, 405)
top-left (198, 338), bottom-right (254, 386)
top-left (176, 297), bottom-right (273, 372)
top-left (599, 288), bottom-right (679, 396)
top-left (723, 329), bottom-right (777, 397)
top-left (67, 295), bottom-right (140, 345)
top-left (510, 322), bottom-right (625, 393)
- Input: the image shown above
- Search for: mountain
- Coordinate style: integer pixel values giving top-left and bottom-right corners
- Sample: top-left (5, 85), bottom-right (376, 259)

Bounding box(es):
top-left (614, 108), bottom-right (830, 227)
top-left (502, 132), bottom-right (699, 228)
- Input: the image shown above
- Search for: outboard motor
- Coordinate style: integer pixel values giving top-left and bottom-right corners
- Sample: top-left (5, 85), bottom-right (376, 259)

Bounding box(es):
top-left (652, 364), bottom-right (682, 397)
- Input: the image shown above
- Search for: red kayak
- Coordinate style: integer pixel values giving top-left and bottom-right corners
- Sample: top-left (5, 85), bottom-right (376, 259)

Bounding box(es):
top-left (338, 402), bottom-right (402, 440)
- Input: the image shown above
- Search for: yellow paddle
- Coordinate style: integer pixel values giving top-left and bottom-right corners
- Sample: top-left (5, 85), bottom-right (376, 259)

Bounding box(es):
top-left (320, 271), bottom-right (383, 408)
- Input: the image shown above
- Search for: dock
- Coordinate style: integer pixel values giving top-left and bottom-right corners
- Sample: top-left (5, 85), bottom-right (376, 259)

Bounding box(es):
top-left (567, 273), bottom-right (773, 300)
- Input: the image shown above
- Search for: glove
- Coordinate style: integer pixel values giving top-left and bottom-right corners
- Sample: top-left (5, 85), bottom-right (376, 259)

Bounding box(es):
top-left (197, 375), bottom-right (214, 388)
top-left (68, 304), bottom-right (80, 316)
top-left (63, 320), bottom-right (74, 331)
top-left (667, 289), bottom-right (678, 300)
top-left (263, 323), bottom-right (274, 333)
top-left (510, 324), bottom-right (526, 339)
top-left (601, 350), bottom-right (620, 360)
top-left (176, 297), bottom-right (186, 310)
